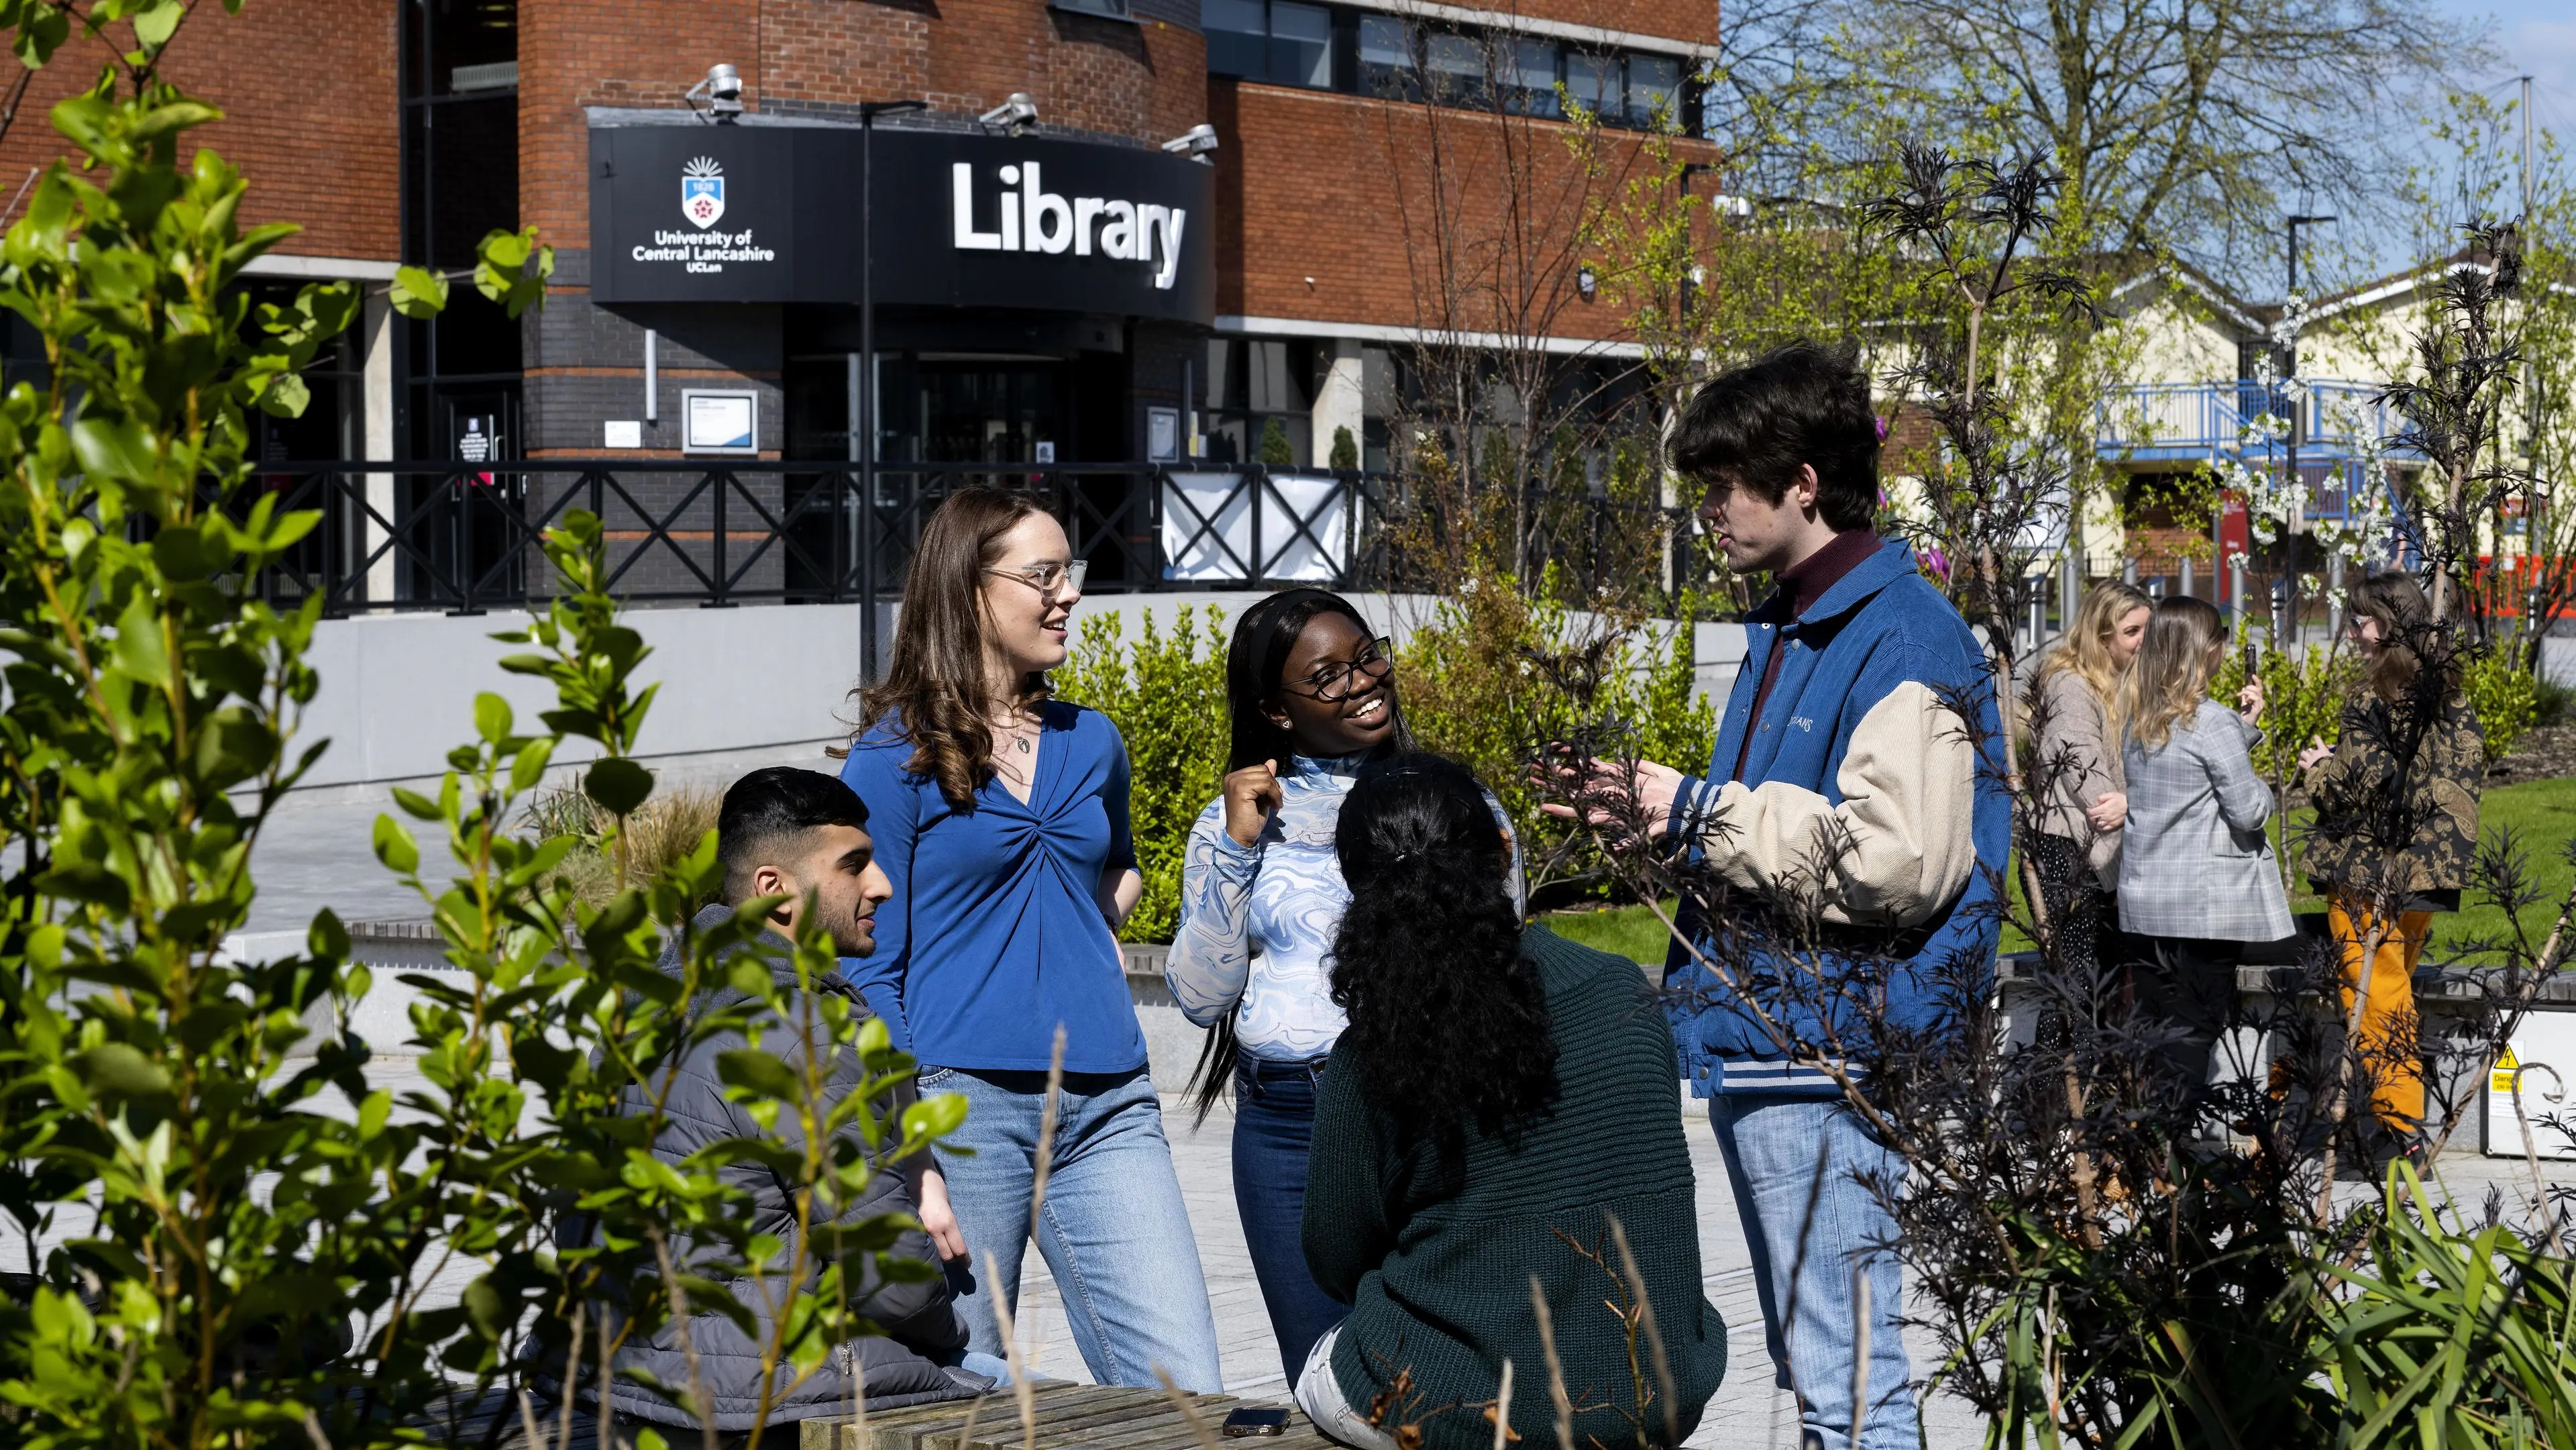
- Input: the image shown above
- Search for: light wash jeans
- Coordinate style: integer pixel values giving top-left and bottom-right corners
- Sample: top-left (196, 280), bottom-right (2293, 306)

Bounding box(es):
top-left (1709, 1094), bottom-right (1915, 1450)
top-left (922, 1064), bottom-right (1224, 1392)
top-left (1293, 1325), bottom-right (1398, 1450)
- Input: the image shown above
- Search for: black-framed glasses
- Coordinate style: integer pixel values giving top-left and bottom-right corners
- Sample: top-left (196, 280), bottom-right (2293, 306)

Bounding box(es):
top-left (984, 558), bottom-right (1089, 601)
top-left (1282, 637), bottom-right (1394, 701)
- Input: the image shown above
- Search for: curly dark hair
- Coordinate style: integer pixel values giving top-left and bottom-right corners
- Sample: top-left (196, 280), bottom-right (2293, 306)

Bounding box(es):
top-left (1328, 754), bottom-right (1558, 1147)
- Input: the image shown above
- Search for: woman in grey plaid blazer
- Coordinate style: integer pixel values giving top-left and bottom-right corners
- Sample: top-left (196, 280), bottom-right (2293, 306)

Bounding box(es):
top-left (2116, 597), bottom-right (2292, 1104)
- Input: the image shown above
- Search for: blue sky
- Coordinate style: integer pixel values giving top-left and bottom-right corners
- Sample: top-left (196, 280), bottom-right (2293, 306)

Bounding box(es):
top-left (2444, 0), bottom-right (2576, 138)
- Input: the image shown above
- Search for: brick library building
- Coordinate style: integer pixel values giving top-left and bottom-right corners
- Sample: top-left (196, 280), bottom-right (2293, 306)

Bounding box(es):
top-left (0, 0), bottom-right (1713, 605)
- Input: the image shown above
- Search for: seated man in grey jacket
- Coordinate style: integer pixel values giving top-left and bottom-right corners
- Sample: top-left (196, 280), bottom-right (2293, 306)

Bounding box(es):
top-left (567, 766), bottom-right (1004, 1437)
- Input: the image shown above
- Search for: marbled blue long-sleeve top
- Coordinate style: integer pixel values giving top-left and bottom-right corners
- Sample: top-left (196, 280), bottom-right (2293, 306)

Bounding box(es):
top-left (1165, 754), bottom-right (1524, 1063)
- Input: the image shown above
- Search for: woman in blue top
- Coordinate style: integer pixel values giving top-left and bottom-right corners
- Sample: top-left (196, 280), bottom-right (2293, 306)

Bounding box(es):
top-left (1166, 589), bottom-right (1520, 1384)
top-left (839, 487), bottom-right (1222, 1392)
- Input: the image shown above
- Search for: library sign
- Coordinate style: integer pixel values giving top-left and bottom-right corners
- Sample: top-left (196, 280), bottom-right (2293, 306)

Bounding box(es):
top-left (587, 119), bottom-right (1214, 323)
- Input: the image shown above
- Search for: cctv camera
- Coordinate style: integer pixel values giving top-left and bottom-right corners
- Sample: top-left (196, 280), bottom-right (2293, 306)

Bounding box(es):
top-left (977, 93), bottom-right (1039, 133)
top-left (1161, 123), bottom-right (1220, 160)
top-left (687, 62), bottom-right (743, 118)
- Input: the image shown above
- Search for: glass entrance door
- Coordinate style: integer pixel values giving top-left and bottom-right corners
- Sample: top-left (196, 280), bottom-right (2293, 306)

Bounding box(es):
top-left (896, 358), bottom-right (1069, 464)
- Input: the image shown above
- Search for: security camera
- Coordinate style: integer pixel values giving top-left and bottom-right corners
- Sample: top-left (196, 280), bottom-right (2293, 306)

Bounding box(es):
top-left (977, 93), bottom-right (1039, 134)
top-left (1161, 123), bottom-right (1220, 161)
top-left (687, 63), bottom-right (743, 118)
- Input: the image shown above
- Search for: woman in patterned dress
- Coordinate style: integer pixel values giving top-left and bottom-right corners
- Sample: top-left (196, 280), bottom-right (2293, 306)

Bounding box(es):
top-left (1163, 589), bottom-right (1519, 1384)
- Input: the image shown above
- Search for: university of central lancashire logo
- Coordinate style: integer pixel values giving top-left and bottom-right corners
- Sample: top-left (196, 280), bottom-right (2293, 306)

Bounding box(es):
top-left (682, 156), bottom-right (726, 229)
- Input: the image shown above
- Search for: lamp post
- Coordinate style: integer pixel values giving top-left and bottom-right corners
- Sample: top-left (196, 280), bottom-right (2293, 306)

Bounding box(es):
top-left (2280, 213), bottom-right (2335, 650)
top-left (857, 98), bottom-right (927, 686)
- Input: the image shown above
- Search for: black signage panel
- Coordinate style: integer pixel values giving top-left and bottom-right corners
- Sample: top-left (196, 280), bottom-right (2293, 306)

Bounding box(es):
top-left (588, 122), bottom-right (1214, 324)
top-left (589, 125), bottom-right (820, 303)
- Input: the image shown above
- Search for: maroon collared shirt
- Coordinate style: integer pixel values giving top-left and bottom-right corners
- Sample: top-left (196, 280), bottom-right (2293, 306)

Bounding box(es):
top-left (1731, 529), bottom-right (1882, 783)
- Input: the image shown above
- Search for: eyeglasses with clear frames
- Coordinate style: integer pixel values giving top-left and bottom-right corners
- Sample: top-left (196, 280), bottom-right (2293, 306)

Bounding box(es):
top-left (985, 558), bottom-right (1089, 601)
top-left (1281, 637), bottom-right (1395, 701)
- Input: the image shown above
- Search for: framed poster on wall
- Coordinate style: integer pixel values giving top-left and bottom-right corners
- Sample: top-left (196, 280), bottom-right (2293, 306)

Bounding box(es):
top-left (682, 389), bottom-right (759, 455)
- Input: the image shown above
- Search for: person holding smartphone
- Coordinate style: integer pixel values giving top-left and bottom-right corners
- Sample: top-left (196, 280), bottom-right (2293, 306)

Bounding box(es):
top-left (2294, 571), bottom-right (2481, 1157)
top-left (2116, 595), bottom-right (2290, 1119)
top-left (1165, 588), bottom-right (1521, 1385)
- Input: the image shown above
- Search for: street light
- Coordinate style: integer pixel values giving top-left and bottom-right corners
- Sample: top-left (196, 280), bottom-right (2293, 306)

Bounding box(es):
top-left (857, 97), bottom-right (928, 685)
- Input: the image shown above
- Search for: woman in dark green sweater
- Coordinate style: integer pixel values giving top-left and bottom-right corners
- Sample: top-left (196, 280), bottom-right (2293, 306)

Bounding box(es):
top-left (1295, 754), bottom-right (1725, 1450)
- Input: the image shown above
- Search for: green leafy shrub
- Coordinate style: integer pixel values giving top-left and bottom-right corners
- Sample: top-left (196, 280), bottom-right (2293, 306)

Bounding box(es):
top-left (0, 22), bottom-right (959, 1447)
top-left (2212, 625), bottom-right (2363, 780)
top-left (1399, 558), bottom-right (1716, 898)
top-left (1055, 605), bottom-right (1230, 942)
top-left (2463, 648), bottom-right (2539, 762)
top-left (2318, 1165), bottom-right (2576, 1447)
top-left (2532, 672), bottom-right (2573, 727)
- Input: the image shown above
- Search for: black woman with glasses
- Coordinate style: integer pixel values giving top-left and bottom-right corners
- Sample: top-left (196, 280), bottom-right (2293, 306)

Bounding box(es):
top-left (841, 486), bottom-right (1223, 1391)
top-left (1165, 590), bottom-right (1522, 1384)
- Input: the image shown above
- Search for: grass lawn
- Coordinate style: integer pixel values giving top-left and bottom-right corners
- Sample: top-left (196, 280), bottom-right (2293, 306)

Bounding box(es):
top-left (1540, 774), bottom-right (2576, 966)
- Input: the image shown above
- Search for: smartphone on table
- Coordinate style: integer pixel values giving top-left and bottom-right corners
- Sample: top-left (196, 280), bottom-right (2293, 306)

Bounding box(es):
top-left (1222, 1408), bottom-right (1292, 1437)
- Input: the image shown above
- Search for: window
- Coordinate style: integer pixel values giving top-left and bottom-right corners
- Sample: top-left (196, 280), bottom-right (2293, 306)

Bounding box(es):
top-left (1203, 338), bottom-right (1316, 466)
top-left (1421, 31), bottom-right (1485, 106)
top-left (1564, 51), bottom-right (1620, 119)
top-left (1272, 1), bottom-right (1332, 87)
top-left (1626, 54), bottom-right (1680, 127)
top-left (1051, 0), bottom-right (1133, 17)
top-left (1201, 0), bottom-right (1334, 87)
top-left (1244, 7), bottom-right (1695, 134)
top-left (1509, 38), bottom-right (1560, 115)
top-left (1358, 15), bottom-right (1413, 96)
top-left (1205, 0), bottom-right (1266, 76)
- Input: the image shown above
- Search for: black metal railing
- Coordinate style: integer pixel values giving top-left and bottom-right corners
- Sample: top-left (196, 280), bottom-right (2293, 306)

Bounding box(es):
top-left (225, 459), bottom-right (1694, 616)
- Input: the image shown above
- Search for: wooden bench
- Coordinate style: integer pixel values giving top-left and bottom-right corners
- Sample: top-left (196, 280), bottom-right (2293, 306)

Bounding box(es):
top-left (800, 1380), bottom-right (1329, 1450)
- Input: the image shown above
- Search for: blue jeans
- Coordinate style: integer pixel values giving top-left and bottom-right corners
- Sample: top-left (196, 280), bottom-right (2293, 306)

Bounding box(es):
top-left (1232, 1057), bottom-right (1351, 1384)
top-left (923, 1065), bottom-right (1224, 1392)
top-left (1709, 1094), bottom-right (1915, 1450)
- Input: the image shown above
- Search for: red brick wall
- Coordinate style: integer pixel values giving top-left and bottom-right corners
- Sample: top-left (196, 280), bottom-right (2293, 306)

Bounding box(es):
top-left (1216, 81), bottom-right (1713, 344)
top-left (1513, 0), bottom-right (1719, 46)
top-left (0, 2), bottom-right (396, 261)
top-left (522, 1), bottom-right (1203, 249)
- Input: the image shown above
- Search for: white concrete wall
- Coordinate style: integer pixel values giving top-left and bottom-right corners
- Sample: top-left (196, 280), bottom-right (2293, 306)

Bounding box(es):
top-left (290, 595), bottom-right (1750, 791)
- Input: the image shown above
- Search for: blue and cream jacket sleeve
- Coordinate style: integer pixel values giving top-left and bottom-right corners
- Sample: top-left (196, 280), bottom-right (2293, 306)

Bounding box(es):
top-left (1165, 799), bottom-right (1258, 1029)
top-left (1668, 641), bottom-right (1980, 929)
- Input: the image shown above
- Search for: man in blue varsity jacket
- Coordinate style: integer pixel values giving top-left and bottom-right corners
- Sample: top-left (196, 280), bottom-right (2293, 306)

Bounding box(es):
top-left (1564, 344), bottom-right (2007, 1450)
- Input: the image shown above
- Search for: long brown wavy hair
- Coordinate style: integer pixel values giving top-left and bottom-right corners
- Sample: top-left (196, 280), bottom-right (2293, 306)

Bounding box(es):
top-left (2347, 569), bottom-right (2449, 704)
top-left (853, 488), bottom-right (1052, 806)
top-left (2123, 594), bottom-right (2226, 751)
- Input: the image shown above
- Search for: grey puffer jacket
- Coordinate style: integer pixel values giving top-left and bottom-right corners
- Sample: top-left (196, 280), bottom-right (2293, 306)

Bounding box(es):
top-left (549, 904), bottom-right (986, 1429)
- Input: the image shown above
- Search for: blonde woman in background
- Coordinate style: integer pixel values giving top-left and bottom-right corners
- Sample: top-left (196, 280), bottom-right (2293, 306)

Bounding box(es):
top-left (2029, 580), bottom-right (2152, 990)
top-left (2117, 596), bottom-right (2291, 1115)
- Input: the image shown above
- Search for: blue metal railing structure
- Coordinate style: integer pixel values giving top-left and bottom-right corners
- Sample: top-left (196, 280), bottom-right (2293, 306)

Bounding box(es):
top-left (2094, 379), bottom-right (2414, 521)
top-left (227, 460), bottom-right (1690, 617)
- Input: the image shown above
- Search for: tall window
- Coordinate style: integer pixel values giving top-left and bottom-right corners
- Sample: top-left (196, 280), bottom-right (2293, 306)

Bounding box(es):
top-left (399, 0), bottom-right (523, 603)
top-left (400, 0), bottom-right (522, 460)
top-left (1203, 0), bottom-right (1334, 88)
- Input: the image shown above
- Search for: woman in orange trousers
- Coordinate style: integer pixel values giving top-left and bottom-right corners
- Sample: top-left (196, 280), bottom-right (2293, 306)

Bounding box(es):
top-left (2296, 571), bottom-right (2483, 1151)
